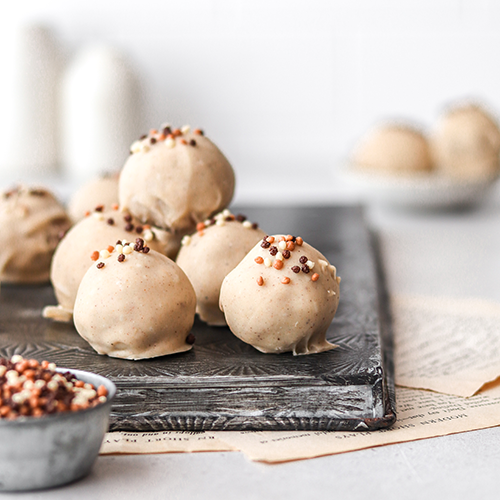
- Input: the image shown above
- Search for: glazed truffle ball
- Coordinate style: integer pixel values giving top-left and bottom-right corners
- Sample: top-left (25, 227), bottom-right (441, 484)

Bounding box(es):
top-left (176, 210), bottom-right (266, 326)
top-left (219, 235), bottom-right (341, 355)
top-left (43, 206), bottom-right (182, 322)
top-left (352, 124), bottom-right (433, 175)
top-left (119, 125), bottom-right (235, 233)
top-left (0, 186), bottom-right (71, 284)
top-left (68, 173), bottom-right (120, 223)
top-left (74, 240), bottom-right (196, 360)
top-left (431, 104), bottom-right (500, 180)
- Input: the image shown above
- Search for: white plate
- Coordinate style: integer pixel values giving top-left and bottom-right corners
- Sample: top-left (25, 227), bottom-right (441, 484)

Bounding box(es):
top-left (342, 167), bottom-right (499, 210)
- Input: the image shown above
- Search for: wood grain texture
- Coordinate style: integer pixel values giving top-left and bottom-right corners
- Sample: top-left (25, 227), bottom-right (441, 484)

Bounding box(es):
top-left (0, 206), bottom-right (396, 431)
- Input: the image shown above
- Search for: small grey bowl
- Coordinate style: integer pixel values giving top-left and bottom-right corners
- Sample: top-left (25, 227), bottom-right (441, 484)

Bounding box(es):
top-left (0, 368), bottom-right (116, 492)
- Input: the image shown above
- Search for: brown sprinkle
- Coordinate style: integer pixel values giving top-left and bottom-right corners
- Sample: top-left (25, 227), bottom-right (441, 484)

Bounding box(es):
top-left (107, 218), bottom-right (114, 225)
top-left (299, 256), bottom-right (308, 264)
top-left (273, 260), bottom-right (284, 270)
top-left (189, 139), bottom-right (196, 146)
top-left (282, 250), bottom-right (291, 259)
top-left (286, 241), bottom-right (295, 251)
top-left (90, 251), bottom-right (99, 261)
top-left (124, 214), bottom-right (132, 222)
top-left (255, 256), bottom-right (264, 264)
top-left (125, 223), bottom-right (134, 232)
top-left (291, 266), bottom-right (300, 273)
top-left (296, 237), bottom-right (303, 246)
top-left (311, 273), bottom-right (320, 282)
top-left (118, 254), bottom-right (125, 262)
top-left (301, 265), bottom-right (309, 274)
top-left (95, 205), bottom-right (104, 212)
top-left (135, 225), bottom-right (143, 234)
top-left (266, 236), bottom-right (275, 243)
top-left (143, 246), bottom-right (150, 254)
top-left (286, 235), bottom-right (293, 241)
top-left (281, 277), bottom-right (291, 284)
top-left (96, 262), bottom-right (105, 269)
top-left (257, 276), bottom-right (264, 286)
top-left (186, 333), bottom-right (196, 345)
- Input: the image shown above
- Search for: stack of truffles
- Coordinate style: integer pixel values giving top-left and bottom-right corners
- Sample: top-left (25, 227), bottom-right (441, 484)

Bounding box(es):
top-left (1, 124), bottom-right (340, 361)
top-left (352, 102), bottom-right (500, 181)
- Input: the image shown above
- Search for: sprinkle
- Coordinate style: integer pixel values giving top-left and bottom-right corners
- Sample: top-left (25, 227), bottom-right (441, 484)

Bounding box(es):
top-left (173, 129), bottom-right (182, 137)
top-left (311, 273), bottom-right (320, 282)
top-left (222, 209), bottom-right (231, 217)
top-left (282, 250), bottom-right (291, 259)
top-left (140, 144), bottom-right (150, 153)
top-left (216, 219), bottom-right (225, 227)
top-left (107, 245), bottom-right (114, 253)
top-left (273, 260), bottom-right (284, 270)
top-left (261, 240), bottom-right (271, 249)
top-left (236, 214), bottom-right (246, 222)
top-left (143, 246), bottom-right (150, 254)
top-left (186, 333), bottom-right (196, 345)
top-left (278, 241), bottom-right (287, 251)
top-left (281, 277), bottom-right (291, 284)
top-left (275, 252), bottom-right (284, 261)
top-left (242, 221), bottom-right (252, 229)
top-left (296, 237), bottom-right (303, 246)
top-left (306, 260), bottom-right (315, 270)
top-left (112, 203), bottom-right (119, 210)
top-left (264, 258), bottom-right (272, 268)
top-left (91, 251), bottom-right (99, 261)
top-left (118, 254), bottom-right (125, 262)
top-left (286, 235), bottom-right (293, 241)
top-left (95, 205), bottom-right (104, 212)
top-left (252, 223), bottom-right (259, 230)
top-left (181, 235), bottom-right (192, 246)
top-left (301, 265), bottom-right (310, 274)
top-left (144, 230), bottom-right (154, 242)
top-left (299, 256), bottom-right (308, 264)
top-left (254, 256), bottom-right (264, 264)
top-left (130, 140), bottom-right (142, 153)
top-left (269, 246), bottom-right (278, 256)
top-left (291, 266), bottom-right (300, 273)
top-left (266, 236), bottom-right (275, 244)
top-left (100, 249), bottom-right (111, 259)
top-left (124, 214), bottom-right (132, 222)
top-left (125, 223), bottom-right (134, 232)
top-left (107, 218), bottom-right (114, 225)
top-left (190, 139), bottom-right (196, 146)
top-left (180, 139), bottom-right (188, 145)
top-left (150, 137), bottom-right (157, 145)
top-left (257, 276), bottom-right (264, 286)
top-left (84, 211), bottom-right (90, 217)
top-left (123, 245), bottom-right (133, 255)
top-left (115, 244), bottom-right (123, 253)
top-left (165, 137), bottom-right (175, 148)
top-left (193, 128), bottom-right (204, 135)
top-left (92, 212), bottom-right (104, 221)
top-left (158, 133), bottom-right (166, 141)
top-left (135, 225), bottom-right (143, 234)
top-left (96, 262), bottom-right (105, 269)
top-left (181, 125), bottom-right (191, 134)
top-left (286, 241), bottom-right (295, 251)
top-left (196, 222), bottom-right (206, 232)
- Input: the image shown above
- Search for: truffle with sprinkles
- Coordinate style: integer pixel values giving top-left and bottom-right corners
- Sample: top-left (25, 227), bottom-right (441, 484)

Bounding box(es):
top-left (43, 205), bottom-right (183, 322)
top-left (119, 124), bottom-right (235, 234)
top-left (219, 234), bottom-right (340, 355)
top-left (73, 238), bottom-right (196, 360)
top-left (176, 209), bottom-right (266, 326)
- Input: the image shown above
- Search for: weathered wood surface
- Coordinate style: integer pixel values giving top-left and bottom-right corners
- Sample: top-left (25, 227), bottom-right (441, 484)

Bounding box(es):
top-left (0, 206), bottom-right (396, 431)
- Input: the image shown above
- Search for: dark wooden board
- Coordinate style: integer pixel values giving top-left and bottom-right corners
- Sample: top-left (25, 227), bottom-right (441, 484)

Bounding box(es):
top-left (0, 205), bottom-right (396, 431)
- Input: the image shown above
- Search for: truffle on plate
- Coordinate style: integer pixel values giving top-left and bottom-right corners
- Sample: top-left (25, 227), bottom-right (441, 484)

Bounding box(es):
top-left (119, 125), bottom-right (235, 234)
top-left (43, 206), bottom-right (182, 322)
top-left (219, 235), bottom-right (341, 355)
top-left (352, 124), bottom-right (433, 175)
top-left (176, 209), bottom-right (266, 326)
top-left (431, 103), bottom-right (500, 180)
top-left (73, 239), bottom-right (196, 360)
top-left (0, 186), bottom-right (71, 284)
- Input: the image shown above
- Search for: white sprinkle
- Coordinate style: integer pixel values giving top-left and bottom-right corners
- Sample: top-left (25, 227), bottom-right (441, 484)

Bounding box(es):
top-left (121, 239), bottom-right (128, 245)
top-left (115, 244), bottom-right (124, 254)
top-left (92, 212), bottom-right (105, 221)
top-left (181, 235), bottom-right (192, 246)
top-left (306, 260), bottom-right (315, 270)
top-left (47, 380), bottom-right (59, 391)
top-left (11, 355), bottom-right (23, 364)
top-left (278, 241), bottom-right (286, 251)
top-left (165, 138), bottom-right (175, 148)
top-left (123, 245), bottom-right (134, 255)
top-left (0, 366), bottom-right (6, 377)
top-left (216, 219), bottom-right (225, 227)
top-left (242, 221), bottom-right (252, 229)
top-left (6, 370), bottom-right (19, 384)
top-left (84, 383), bottom-right (93, 390)
top-left (12, 392), bottom-right (28, 405)
top-left (34, 379), bottom-right (46, 389)
top-left (264, 258), bottom-right (272, 268)
top-left (276, 252), bottom-right (284, 261)
top-left (100, 249), bottom-right (111, 259)
top-left (48, 362), bottom-right (56, 371)
top-left (140, 143), bottom-right (150, 153)
top-left (23, 379), bottom-right (34, 390)
top-left (204, 219), bottom-right (211, 226)
top-left (336, 276), bottom-right (341, 284)
top-left (181, 125), bottom-right (191, 134)
top-left (98, 395), bottom-right (107, 403)
top-left (222, 209), bottom-right (231, 217)
top-left (319, 259), bottom-right (329, 271)
top-left (130, 140), bottom-right (141, 153)
top-left (143, 230), bottom-right (154, 242)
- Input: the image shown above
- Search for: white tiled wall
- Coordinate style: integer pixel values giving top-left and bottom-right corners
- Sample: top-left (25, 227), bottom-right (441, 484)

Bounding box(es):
top-left (1, 0), bottom-right (499, 203)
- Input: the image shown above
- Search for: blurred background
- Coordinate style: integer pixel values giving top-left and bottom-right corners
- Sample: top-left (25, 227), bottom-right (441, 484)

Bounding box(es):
top-left (1, 0), bottom-right (500, 205)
